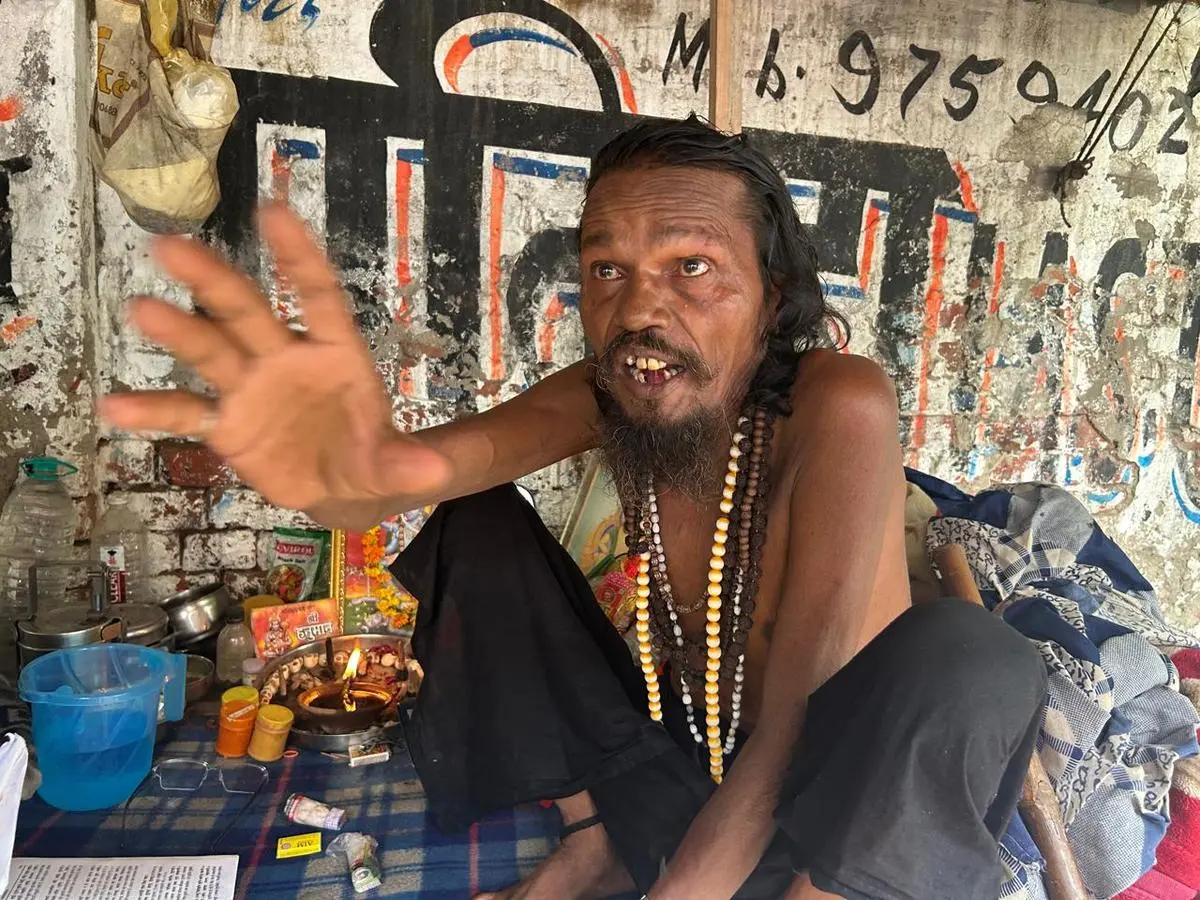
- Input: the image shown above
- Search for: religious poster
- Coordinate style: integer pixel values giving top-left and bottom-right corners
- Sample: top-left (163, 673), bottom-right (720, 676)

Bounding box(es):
top-left (250, 598), bottom-right (340, 659)
top-left (337, 506), bottom-right (435, 637)
top-left (560, 455), bottom-right (624, 581)
top-left (560, 456), bottom-right (637, 644)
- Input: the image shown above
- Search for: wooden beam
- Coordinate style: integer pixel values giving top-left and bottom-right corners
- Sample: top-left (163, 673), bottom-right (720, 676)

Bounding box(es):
top-left (708, 0), bottom-right (741, 132)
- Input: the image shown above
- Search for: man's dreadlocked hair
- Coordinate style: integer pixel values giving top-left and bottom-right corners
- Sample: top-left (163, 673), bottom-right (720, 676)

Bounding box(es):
top-left (585, 114), bottom-right (847, 416)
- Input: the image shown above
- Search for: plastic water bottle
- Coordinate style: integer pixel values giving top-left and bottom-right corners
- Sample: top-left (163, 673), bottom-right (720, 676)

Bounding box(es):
top-left (216, 607), bottom-right (256, 687)
top-left (0, 457), bottom-right (79, 615)
top-left (91, 493), bottom-right (149, 605)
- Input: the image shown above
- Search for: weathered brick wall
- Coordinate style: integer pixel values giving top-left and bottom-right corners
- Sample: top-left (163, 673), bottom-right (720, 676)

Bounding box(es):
top-left (96, 436), bottom-right (315, 599)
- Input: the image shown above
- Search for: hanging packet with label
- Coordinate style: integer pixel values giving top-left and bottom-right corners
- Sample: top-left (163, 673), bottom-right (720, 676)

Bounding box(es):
top-left (266, 528), bottom-right (330, 603)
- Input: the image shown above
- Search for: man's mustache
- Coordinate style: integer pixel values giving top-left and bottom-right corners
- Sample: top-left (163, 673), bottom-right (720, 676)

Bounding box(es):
top-left (592, 330), bottom-right (714, 391)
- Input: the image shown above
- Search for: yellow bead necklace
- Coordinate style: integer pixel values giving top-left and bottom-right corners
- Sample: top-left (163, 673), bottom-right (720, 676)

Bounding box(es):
top-left (633, 418), bottom-right (749, 783)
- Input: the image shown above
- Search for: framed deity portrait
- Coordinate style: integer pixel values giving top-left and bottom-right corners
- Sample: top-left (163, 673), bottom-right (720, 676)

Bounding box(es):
top-left (560, 453), bottom-right (625, 581)
top-left (329, 506), bottom-right (435, 637)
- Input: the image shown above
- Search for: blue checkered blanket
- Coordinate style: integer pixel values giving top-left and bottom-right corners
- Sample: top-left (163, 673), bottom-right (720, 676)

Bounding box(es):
top-left (13, 720), bottom-right (558, 899)
top-left (910, 470), bottom-right (1200, 900)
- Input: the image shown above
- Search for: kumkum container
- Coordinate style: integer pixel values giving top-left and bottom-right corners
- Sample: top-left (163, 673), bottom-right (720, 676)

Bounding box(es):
top-left (221, 684), bottom-right (258, 706)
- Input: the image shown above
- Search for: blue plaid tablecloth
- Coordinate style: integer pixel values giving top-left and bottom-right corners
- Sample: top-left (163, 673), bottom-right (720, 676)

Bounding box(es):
top-left (13, 716), bottom-right (559, 899)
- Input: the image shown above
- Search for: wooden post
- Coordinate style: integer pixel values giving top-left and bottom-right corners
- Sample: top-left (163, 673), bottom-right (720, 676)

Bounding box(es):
top-left (708, 0), bottom-right (741, 132)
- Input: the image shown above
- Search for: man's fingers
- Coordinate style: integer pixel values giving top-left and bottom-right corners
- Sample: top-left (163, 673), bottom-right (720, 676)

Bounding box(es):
top-left (128, 297), bottom-right (245, 393)
top-left (99, 390), bottom-right (218, 440)
top-left (258, 203), bottom-right (360, 345)
top-left (150, 234), bottom-right (291, 356)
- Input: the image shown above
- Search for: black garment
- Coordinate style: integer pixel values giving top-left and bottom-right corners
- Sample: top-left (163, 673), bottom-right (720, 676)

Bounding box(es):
top-left (391, 484), bottom-right (1048, 900)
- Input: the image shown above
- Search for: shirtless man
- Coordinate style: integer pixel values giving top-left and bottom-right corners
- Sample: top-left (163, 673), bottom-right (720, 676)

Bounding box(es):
top-left (101, 117), bottom-right (1045, 900)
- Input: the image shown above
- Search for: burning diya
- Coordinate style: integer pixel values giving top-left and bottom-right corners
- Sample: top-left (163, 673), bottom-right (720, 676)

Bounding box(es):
top-left (295, 647), bottom-right (405, 733)
top-left (257, 636), bottom-right (421, 744)
top-left (295, 648), bottom-right (400, 732)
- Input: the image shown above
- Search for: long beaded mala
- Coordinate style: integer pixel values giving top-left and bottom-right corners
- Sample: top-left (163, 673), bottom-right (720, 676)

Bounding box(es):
top-left (625, 405), bottom-right (775, 783)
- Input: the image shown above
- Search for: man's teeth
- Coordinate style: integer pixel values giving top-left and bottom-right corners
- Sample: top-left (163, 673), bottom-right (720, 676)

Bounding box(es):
top-left (634, 355), bottom-right (666, 370)
top-left (625, 354), bottom-right (680, 383)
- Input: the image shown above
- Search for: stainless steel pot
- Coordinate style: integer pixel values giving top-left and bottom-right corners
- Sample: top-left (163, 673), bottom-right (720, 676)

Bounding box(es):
top-left (15, 563), bottom-right (124, 668)
top-left (159, 582), bottom-right (231, 643)
top-left (155, 654), bottom-right (215, 744)
top-left (119, 602), bottom-right (171, 646)
top-left (16, 606), bottom-right (125, 667)
top-left (184, 654), bottom-right (215, 705)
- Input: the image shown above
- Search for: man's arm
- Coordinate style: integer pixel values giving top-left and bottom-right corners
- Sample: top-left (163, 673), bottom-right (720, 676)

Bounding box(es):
top-left (304, 359), bottom-right (601, 529)
top-left (650, 355), bottom-right (905, 900)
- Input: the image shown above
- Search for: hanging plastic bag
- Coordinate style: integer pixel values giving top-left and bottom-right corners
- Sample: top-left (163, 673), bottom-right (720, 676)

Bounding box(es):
top-left (90, 0), bottom-right (238, 234)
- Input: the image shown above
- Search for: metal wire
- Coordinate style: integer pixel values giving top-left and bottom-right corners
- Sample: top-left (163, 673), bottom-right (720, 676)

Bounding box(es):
top-left (1074, 2), bottom-right (1163, 163)
top-left (1077, 0), bottom-right (1188, 164)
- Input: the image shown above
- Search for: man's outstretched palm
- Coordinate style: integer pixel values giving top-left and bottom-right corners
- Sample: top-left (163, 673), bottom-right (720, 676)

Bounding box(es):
top-left (100, 204), bottom-right (453, 514)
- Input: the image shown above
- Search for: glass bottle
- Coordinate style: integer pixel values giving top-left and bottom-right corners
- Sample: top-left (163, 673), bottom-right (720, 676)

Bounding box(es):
top-left (216, 606), bottom-right (256, 687)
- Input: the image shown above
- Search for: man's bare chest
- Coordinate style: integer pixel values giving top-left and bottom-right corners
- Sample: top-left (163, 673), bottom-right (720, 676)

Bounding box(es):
top-left (651, 490), bottom-right (790, 726)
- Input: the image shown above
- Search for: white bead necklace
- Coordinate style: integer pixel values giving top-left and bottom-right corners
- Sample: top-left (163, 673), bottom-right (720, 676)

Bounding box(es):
top-left (633, 420), bottom-right (749, 783)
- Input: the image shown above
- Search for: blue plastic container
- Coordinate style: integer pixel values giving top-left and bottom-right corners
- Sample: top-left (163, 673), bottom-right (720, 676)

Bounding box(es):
top-left (18, 645), bottom-right (185, 810)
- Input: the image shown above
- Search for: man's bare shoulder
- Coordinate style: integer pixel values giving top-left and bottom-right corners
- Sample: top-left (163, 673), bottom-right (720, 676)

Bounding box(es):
top-left (786, 350), bottom-right (899, 428)
top-left (769, 350), bottom-right (901, 486)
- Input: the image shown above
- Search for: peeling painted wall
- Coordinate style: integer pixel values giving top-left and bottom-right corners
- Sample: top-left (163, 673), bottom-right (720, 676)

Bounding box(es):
top-left (2, 0), bottom-right (1198, 631)
top-left (733, 0), bottom-right (1200, 627)
top-left (0, 0), bottom-right (98, 550)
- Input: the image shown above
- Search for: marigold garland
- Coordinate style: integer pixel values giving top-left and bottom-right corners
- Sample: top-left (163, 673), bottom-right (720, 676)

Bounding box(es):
top-left (364, 525), bottom-right (415, 631)
top-left (362, 528), bottom-right (386, 567)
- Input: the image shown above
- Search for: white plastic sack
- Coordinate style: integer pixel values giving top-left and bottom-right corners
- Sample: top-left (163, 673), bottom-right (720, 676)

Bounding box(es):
top-left (90, 0), bottom-right (238, 234)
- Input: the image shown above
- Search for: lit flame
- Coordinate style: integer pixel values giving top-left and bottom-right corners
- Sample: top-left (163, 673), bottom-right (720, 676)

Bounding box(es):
top-left (341, 647), bottom-right (362, 712)
top-left (341, 647), bottom-right (362, 680)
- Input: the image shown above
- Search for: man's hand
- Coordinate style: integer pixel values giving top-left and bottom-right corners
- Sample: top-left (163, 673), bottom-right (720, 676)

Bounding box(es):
top-left (100, 204), bottom-right (454, 526)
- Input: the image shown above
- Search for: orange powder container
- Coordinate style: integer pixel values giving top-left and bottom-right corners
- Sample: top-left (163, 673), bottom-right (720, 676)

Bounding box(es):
top-left (216, 698), bottom-right (258, 757)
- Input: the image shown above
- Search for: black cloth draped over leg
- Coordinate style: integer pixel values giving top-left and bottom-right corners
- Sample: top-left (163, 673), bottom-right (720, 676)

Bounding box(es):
top-left (389, 483), bottom-right (699, 834)
top-left (391, 485), bottom-right (1048, 900)
top-left (764, 599), bottom-right (1047, 900)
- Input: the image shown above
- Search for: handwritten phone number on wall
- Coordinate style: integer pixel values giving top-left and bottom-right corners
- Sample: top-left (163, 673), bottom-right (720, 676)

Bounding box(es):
top-left (721, 23), bottom-right (1199, 156)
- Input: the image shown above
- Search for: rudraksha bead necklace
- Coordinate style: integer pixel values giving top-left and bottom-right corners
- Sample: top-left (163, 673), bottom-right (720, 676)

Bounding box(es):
top-left (625, 405), bottom-right (775, 783)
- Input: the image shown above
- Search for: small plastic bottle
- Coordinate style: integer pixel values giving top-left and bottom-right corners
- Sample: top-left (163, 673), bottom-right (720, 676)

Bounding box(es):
top-left (241, 656), bottom-right (264, 687)
top-left (216, 607), bottom-right (257, 687)
top-left (91, 493), bottom-right (149, 605)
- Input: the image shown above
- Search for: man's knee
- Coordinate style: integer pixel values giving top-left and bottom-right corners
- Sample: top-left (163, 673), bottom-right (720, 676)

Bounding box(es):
top-left (393, 483), bottom-right (543, 617)
top-left (877, 599), bottom-right (1046, 734)
top-left (437, 483), bottom-right (528, 525)
top-left (430, 484), bottom-right (540, 559)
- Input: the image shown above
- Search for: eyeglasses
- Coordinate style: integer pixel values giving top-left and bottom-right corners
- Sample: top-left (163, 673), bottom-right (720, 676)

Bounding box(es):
top-left (147, 757), bottom-right (268, 794)
top-left (122, 757), bottom-right (269, 851)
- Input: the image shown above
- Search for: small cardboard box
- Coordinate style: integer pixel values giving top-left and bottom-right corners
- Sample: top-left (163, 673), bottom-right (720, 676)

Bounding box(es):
top-left (251, 598), bottom-right (340, 659)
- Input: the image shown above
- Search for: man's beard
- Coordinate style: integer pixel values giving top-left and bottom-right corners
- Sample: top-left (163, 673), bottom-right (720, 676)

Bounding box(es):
top-left (595, 392), bottom-right (728, 504)
top-left (591, 329), bottom-right (741, 505)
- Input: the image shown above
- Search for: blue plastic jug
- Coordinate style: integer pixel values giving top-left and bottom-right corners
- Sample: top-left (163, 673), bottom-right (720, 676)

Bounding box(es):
top-left (18, 645), bottom-right (185, 810)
